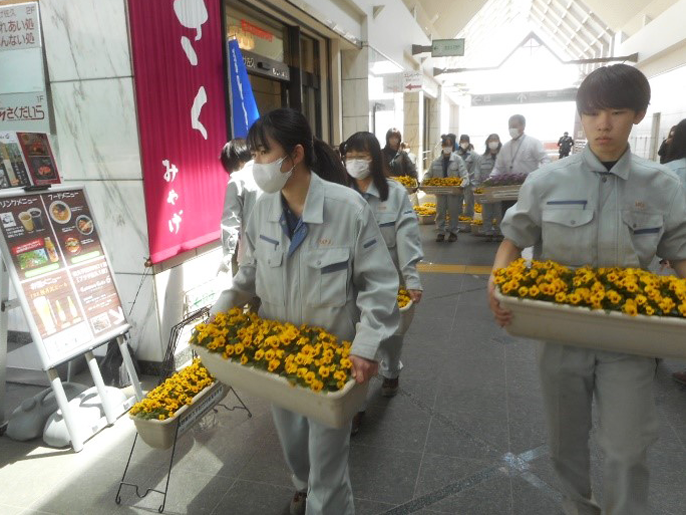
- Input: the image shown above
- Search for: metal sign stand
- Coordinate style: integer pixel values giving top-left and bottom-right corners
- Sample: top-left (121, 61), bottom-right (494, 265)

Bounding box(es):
top-left (0, 265), bottom-right (143, 452)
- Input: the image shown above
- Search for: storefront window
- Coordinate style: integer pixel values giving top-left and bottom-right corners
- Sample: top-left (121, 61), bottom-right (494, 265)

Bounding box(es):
top-left (226, 8), bottom-right (285, 62)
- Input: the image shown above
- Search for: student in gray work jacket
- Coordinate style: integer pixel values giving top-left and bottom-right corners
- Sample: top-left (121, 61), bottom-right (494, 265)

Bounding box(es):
top-left (210, 109), bottom-right (400, 515)
top-left (425, 134), bottom-right (469, 242)
top-left (488, 65), bottom-right (686, 515)
top-left (342, 131), bottom-right (424, 434)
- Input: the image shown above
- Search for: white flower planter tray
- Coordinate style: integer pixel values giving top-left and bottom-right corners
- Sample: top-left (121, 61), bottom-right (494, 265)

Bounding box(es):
top-left (130, 381), bottom-right (227, 450)
top-left (495, 290), bottom-right (686, 360)
top-left (193, 346), bottom-right (368, 428)
top-left (398, 300), bottom-right (415, 335)
top-left (420, 185), bottom-right (463, 195)
top-left (475, 185), bottom-right (521, 203)
top-left (418, 214), bottom-right (435, 225)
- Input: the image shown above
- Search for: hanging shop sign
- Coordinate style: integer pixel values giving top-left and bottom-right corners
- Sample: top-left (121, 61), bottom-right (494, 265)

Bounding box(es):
top-left (0, 2), bottom-right (51, 133)
top-left (471, 88), bottom-right (578, 106)
top-left (0, 187), bottom-right (129, 369)
top-left (128, 0), bottom-right (228, 264)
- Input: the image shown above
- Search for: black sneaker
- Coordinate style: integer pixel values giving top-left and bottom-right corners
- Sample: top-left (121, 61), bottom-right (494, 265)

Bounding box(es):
top-left (290, 491), bottom-right (307, 515)
top-left (447, 233), bottom-right (458, 242)
top-left (382, 377), bottom-right (399, 397)
top-left (436, 234), bottom-right (445, 242)
top-left (351, 411), bottom-right (365, 435)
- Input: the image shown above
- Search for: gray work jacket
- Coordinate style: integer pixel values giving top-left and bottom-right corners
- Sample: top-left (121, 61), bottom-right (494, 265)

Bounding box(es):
top-left (211, 172), bottom-right (400, 361)
top-left (501, 145), bottom-right (686, 269)
top-left (425, 152), bottom-right (469, 187)
top-left (220, 161), bottom-right (262, 266)
top-left (361, 179), bottom-right (423, 291)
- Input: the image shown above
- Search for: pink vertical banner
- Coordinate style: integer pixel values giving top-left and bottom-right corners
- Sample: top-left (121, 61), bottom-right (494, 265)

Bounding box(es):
top-left (128, 0), bottom-right (228, 264)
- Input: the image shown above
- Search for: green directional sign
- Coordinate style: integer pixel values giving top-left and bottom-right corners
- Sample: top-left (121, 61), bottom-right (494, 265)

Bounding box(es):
top-left (431, 39), bottom-right (465, 57)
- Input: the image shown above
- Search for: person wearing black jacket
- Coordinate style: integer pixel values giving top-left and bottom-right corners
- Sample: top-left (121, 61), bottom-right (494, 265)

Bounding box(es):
top-left (382, 128), bottom-right (418, 179)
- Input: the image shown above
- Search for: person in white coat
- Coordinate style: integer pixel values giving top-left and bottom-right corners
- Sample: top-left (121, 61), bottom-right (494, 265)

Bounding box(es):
top-left (491, 114), bottom-right (550, 214)
top-left (342, 131), bottom-right (424, 434)
top-left (424, 134), bottom-right (469, 242)
top-left (210, 109), bottom-right (400, 515)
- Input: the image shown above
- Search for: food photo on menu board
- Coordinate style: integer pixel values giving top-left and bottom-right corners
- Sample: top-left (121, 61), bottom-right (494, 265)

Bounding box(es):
top-left (0, 190), bottom-right (128, 355)
top-left (16, 132), bottom-right (61, 186)
top-left (0, 132), bottom-right (32, 189)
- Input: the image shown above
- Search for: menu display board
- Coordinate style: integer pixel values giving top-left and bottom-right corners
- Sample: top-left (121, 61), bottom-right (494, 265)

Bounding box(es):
top-left (16, 132), bottom-right (60, 185)
top-left (0, 131), bottom-right (31, 189)
top-left (0, 187), bottom-right (128, 368)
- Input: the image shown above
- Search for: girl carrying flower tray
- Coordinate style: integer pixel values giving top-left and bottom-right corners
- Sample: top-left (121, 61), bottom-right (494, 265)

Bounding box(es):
top-left (494, 259), bottom-right (686, 359)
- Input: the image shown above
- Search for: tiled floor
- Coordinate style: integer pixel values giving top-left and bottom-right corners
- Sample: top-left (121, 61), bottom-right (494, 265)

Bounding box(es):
top-left (2, 225), bottom-right (686, 514)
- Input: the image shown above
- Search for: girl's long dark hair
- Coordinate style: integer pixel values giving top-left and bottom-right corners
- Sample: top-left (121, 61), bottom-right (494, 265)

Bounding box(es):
top-left (343, 131), bottom-right (390, 201)
top-left (666, 119), bottom-right (686, 162)
top-left (246, 108), bottom-right (347, 185)
top-left (483, 133), bottom-right (502, 156)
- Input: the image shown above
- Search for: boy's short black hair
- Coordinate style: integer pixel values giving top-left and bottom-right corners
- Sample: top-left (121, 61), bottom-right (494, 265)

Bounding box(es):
top-left (441, 134), bottom-right (455, 147)
top-left (220, 138), bottom-right (251, 173)
top-left (576, 64), bottom-right (650, 115)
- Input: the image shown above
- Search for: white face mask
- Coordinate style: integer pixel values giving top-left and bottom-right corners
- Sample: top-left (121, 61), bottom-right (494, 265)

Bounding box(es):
top-left (460, 142), bottom-right (469, 150)
top-left (442, 146), bottom-right (453, 155)
top-left (509, 127), bottom-right (521, 139)
top-left (345, 159), bottom-right (371, 179)
top-left (488, 141), bottom-right (500, 150)
top-left (252, 156), bottom-right (293, 193)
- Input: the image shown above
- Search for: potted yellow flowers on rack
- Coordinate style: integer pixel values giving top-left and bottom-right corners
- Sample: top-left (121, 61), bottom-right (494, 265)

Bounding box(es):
top-left (129, 359), bottom-right (227, 449)
top-left (494, 258), bottom-right (686, 359)
top-left (189, 309), bottom-right (366, 428)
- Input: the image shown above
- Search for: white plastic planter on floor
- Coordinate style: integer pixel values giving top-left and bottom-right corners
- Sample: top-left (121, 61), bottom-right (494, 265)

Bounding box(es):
top-left (496, 290), bottom-right (686, 360)
top-left (193, 346), bottom-right (368, 428)
top-left (131, 382), bottom-right (227, 449)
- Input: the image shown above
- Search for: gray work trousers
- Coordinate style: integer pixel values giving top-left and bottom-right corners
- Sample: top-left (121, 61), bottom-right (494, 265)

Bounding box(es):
top-left (436, 193), bottom-right (462, 235)
top-left (463, 185), bottom-right (474, 219)
top-left (537, 343), bottom-right (658, 515)
top-left (482, 201), bottom-right (502, 236)
top-left (378, 334), bottom-right (404, 379)
top-left (272, 406), bottom-right (355, 515)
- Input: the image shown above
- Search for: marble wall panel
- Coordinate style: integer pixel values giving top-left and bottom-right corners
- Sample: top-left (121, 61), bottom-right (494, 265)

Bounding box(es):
top-left (51, 78), bottom-right (142, 181)
top-left (40, 0), bottom-right (131, 82)
top-left (342, 78), bottom-right (369, 118)
top-left (115, 272), bottom-right (162, 362)
top-left (342, 48), bottom-right (368, 80)
top-left (79, 179), bottom-right (150, 275)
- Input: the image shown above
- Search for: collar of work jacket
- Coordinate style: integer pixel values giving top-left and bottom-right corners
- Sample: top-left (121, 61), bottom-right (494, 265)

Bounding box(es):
top-left (362, 180), bottom-right (381, 199)
top-left (581, 143), bottom-right (631, 180)
top-left (266, 171), bottom-right (326, 225)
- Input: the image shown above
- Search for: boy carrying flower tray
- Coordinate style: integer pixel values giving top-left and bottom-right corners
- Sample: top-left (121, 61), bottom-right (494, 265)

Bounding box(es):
top-left (494, 259), bottom-right (686, 360)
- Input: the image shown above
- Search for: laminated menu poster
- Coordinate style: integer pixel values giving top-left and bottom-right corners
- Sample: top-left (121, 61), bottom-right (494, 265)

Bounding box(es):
top-left (0, 187), bottom-right (129, 368)
top-left (16, 132), bottom-right (61, 185)
top-left (0, 131), bottom-right (32, 189)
